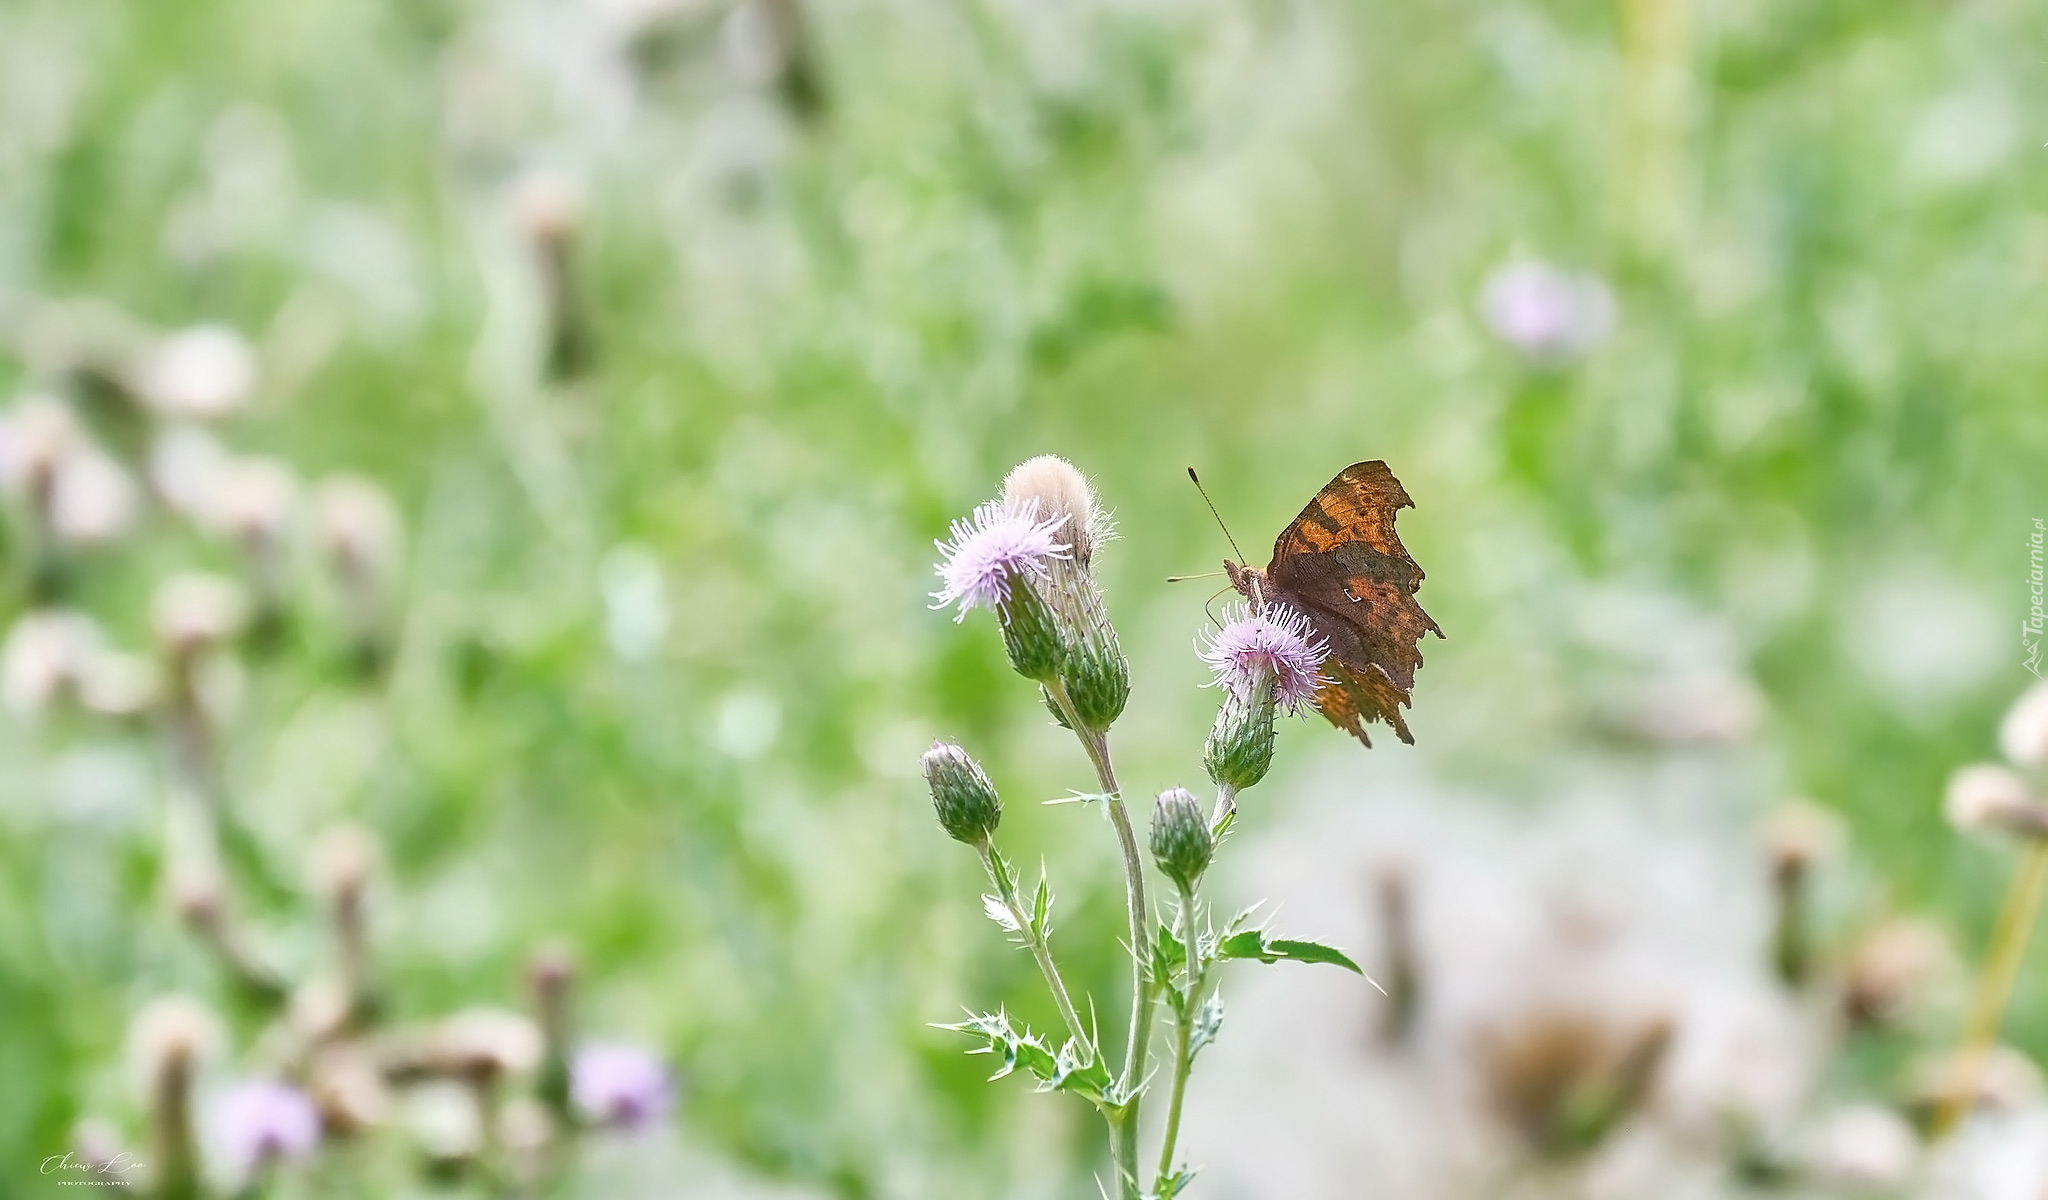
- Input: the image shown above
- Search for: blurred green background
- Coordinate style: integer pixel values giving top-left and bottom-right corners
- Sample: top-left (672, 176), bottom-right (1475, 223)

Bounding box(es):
top-left (0, 0), bottom-right (2043, 1194)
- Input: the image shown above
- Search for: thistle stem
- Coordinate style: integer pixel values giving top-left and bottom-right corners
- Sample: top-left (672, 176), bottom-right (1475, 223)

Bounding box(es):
top-left (1155, 882), bottom-right (1203, 1187)
top-left (979, 843), bottom-right (1092, 1058)
top-left (1933, 837), bottom-right (2048, 1137)
top-left (1046, 680), bottom-right (1148, 1200)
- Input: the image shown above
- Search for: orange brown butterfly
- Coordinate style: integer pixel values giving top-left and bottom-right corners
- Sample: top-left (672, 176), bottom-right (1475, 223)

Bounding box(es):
top-left (1191, 461), bottom-right (1444, 746)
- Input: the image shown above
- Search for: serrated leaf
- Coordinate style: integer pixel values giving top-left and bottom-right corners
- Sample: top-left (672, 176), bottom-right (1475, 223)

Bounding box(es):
top-left (1031, 873), bottom-right (1053, 940)
top-left (1155, 922), bottom-right (1186, 973)
top-left (1216, 931), bottom-right (1363, 974)
top-left (986, 847), bottom-right (1015, 896)
top-left (1189, 992), bottom-right (1225, 1061)
top-left (1152, 1167), bottom-right (1197, 1198)
top-left (936, 1010), bottom-right (1059, 1083)
top-left (982, 893), bottom-right (1021, 932)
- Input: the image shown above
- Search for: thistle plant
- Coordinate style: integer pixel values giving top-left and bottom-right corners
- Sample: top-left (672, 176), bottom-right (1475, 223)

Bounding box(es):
top-left (924, 455), bottom-right (1374, 1199)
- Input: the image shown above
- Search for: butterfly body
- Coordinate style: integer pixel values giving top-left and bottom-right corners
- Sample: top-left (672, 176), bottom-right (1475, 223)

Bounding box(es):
top-left (1226, 460), bottom-right (1443, 746)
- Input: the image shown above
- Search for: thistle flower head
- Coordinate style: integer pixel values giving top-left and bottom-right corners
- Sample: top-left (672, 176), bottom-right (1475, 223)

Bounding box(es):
top-left (1479, 261), bottom-right (1614, 362)
top-left (208, 1081), bottom-right (320, 1179)
top-left (1198, 602), bottom-right (1329, 714)
top-left (1002, 455), bottom-right (1111, 568)
top-left (930, 498), bottom-right (1070, 621)
top-left (570, 1043), bottom-right (673, 1131)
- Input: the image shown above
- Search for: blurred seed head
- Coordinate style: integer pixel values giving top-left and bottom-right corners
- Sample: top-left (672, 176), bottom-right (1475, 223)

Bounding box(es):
top-left (1475, 1007), bottom-right (1674, 1160)
top-left (169, 863), bottom-right (228, 931)
top-left (433, 1008), bottom-right (544, 1079)
top-left (1149, 787), bottom-right (1213, 890)
top-left (512, 172), bottom-right (581, 247)
top-left (1999, 682), bottom-right (2048, 768)
top-left (49, 450), bottom-right (138, 546)
top-left (288, 980), bottom-right (353, 1046)
top-left (1759, 802), bottom-right (1844, 879)
top-left (1804, 1104), bottom-right (1919, 1190)
top-left (314, 474), bottom-right (402, 583)
top-left (1, 610), bottom-right (103, 717)
top-left (131, 325), bottom-right (257, 419)
top-left (79, 650), bottom-right (159, 718)
top-left (922, 740), bottom-right (1001, 848)
top-left (1912, 1045), bottom-right (2044, 1116)
top-left (130, 995), bottom-right (223, 1088)
top-left (1945, 763), bottom-right (2045, 837)
top-left (310, 824), bottom-right (381, 906)
top-left (153, 572), bottom-right (249, 660)
top-left (308, 1044), bottom-right (391, 1133)
top-left (149, 425), bottom-right (231, 519)
top-left (1842, 918), bottom-right (1951, 1028)
top-left (403, 1079), bottom-right (485, 1163)
top-left (208, 456), bottom-right (299, 548)
top-left (0, 396), bottom-right (81, 496)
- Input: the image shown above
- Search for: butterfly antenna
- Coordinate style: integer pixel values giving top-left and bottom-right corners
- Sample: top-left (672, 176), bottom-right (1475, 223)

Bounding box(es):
top-left (1165, 570), bottom-right (1226, 584)
top-left (1186, 467), bottom-right (1248, 564)
top-left (1204, 584), bottom-right (1232, 630)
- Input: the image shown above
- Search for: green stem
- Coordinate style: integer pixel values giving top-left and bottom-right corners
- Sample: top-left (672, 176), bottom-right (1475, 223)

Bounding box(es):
top-left (1046, 680), bottom-right (1148, 1200)
top-left (1155, 883), bottom-right (1203, 1187)
top-left (1933, 836), bottom-right (2048, 1137)
top-left (1107, 1107), bottom-right (1141, 1200)
top-left (979, 843), bottom-right (1092, 1057)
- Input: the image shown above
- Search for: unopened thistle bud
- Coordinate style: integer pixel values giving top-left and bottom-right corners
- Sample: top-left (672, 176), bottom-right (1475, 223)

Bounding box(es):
top-left (931, 498), bottom-right (1072, 684)
top-left (1204, 673), bottom-right (1278, 792)
top-left (922, 740), bottom-right (1001, 847)
top-left (1150, 787), bottom-right (1212, 890)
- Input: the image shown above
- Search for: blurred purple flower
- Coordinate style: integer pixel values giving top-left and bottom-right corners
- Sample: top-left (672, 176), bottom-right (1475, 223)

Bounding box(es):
top-left (930, 499), bottom-right (1070, 621)
top-left (209, 1081), bottom-right (319, 1178)
top-left (1199, 603), bottom-right (1329, 714)
top-left (1478, 262), bottom-right (1614, 361)
top-left (571, 1043), bottom-right (673, 1131)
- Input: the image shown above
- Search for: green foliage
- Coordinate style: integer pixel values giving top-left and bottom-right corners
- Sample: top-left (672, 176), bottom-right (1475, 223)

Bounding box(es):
top-left (1215, 932), bottom-right (1364, 975)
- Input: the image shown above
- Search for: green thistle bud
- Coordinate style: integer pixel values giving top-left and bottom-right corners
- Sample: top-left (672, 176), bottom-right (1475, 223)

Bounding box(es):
top-left (922, 741), bottom-right (1002, 847)
top-left (1150, 787), bottom-right (1212, 890)
top-left (1204, 674), bottom-right (1277, 792)
top-left (997, 580), bottom-right (1067, 685)
top-left (1062, 637), bottom-right (1130, 733)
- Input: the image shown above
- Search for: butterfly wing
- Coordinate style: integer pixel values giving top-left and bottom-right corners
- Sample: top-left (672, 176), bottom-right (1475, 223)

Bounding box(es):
top-left (1267, 461), bottom-right (1444, 745)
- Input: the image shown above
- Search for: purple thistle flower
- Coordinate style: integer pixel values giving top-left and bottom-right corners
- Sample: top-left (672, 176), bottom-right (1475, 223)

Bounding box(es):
top-left (208, 1081), bottom-right (320, 1179)
top-left (1479, 261), bottom-right (1614, 361)
top-left (1198, 603), bottom-right (1329, 715)
top-left (571, 1043), bottom-right (673, 1131)
top-left (930, 499), bottom-right (1071, 621)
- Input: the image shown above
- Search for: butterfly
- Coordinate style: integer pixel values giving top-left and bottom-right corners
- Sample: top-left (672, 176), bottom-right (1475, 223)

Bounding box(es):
top-left (1221, 461), bottom-right (1443, 746)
